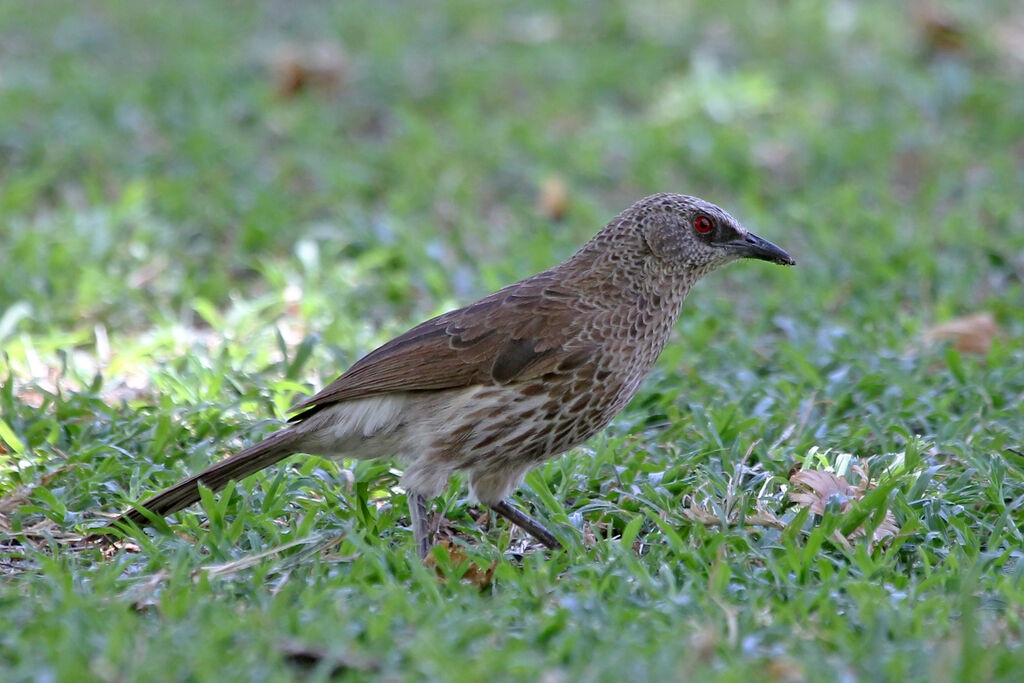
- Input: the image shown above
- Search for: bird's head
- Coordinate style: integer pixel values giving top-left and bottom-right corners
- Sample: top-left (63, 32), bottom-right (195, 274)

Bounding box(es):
top-left (634, 193), bottom-right (795, 277)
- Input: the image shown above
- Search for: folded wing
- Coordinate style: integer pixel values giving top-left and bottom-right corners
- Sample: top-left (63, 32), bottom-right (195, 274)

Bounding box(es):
top-left (289, 271), bottom-right (600, 421)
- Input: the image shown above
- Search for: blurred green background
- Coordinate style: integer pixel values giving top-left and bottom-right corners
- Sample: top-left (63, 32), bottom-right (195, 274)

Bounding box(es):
top-left (2, 0), bottom-right (1023, 680)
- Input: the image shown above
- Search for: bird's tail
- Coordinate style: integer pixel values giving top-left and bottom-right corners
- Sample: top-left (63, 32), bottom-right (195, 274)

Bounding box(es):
top-left (107, 428), bottom-right (301, 530)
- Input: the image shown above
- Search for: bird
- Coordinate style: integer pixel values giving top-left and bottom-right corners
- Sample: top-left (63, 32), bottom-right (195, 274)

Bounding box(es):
top-left (105, 193), bottom-right (795, 558)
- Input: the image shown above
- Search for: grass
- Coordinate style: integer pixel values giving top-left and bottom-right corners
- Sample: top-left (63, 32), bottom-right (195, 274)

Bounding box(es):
top-left (2, 0), bottom-right (1023, 680)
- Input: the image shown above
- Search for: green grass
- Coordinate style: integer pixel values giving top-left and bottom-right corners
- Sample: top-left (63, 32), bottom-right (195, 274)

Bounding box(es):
top-left (2, 0), bottom-right (1024, 680)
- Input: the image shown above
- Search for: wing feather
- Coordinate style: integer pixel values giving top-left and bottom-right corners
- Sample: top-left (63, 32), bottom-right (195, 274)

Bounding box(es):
top-left (288, 271), bottom-right (599, 421)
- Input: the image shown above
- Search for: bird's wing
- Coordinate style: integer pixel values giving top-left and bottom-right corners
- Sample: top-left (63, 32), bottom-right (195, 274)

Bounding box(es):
top-left (288, 270), bottom-right (600, 421)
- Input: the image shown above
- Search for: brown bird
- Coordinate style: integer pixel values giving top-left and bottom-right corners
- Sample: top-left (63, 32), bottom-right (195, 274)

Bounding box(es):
top-left (107, 193), bottom-right (794, 557)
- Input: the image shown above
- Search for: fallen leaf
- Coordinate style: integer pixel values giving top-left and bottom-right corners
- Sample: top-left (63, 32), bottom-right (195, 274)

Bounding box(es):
top-left (424, 540), bottom-right (497, 588)
top-left (762, 657), bottom-right (805, 683)
top-left (912, 0), bottom-right (969, 56)
top-left (923, 312), bottom-right (1001, 354)
top-left (789, 463), bottom-right (899, 545)
top-left (269, 41), bottom-right (350, 97)
top-left (537, 175), bottom-right (569, 221)
top-left (789, 470), bottom-right (858, 516)
top-left (100, 539), bottom-right (141, 561)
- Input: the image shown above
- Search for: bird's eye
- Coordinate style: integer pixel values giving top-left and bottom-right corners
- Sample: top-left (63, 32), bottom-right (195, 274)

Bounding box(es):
top-left (695, 216), bottom-right (713, 233)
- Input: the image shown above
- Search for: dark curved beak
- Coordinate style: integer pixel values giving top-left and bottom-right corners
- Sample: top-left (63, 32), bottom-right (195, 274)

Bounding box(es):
top-left (718, 232), bottom-right (796, 266)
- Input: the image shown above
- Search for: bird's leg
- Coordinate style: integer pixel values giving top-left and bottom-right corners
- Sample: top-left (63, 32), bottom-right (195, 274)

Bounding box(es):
top-left (489, 499), bottom-right (562, 550)
top-left (408, 490), bottom-right (432, 560)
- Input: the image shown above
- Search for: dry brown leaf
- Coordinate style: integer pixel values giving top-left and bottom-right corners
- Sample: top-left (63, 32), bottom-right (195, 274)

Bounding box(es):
top-left (99, 539), bottom-right (141, 560)
top-left (537, 175), bottom-right (569, 221)
top-left (912, 0), bottom-right (969, 55)
top-left (922, 312), bottom-right (1001, 354)
top-left (789, 470), bottom-right (858, 516)
top-left (423, 540), bottom-right (497, 588)
top-left (762, 657), bottom-right (806, 683)
top-left (269, 41), bottom-right (350, 97)
top-left (789, 463), bottom-right (899, 545)
top-left (680, 496), bottom-right (721, 526)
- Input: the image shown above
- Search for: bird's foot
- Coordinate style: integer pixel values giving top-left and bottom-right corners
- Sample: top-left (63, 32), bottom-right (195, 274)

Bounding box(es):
top-left (489, 499), bottom-right (562, 550)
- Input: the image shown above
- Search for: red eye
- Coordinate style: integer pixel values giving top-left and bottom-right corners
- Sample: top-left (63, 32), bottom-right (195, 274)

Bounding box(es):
top-left (695, 216), bottom-right (713, 233)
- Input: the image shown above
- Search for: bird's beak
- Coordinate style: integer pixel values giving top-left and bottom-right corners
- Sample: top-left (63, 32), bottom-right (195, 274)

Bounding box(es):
top-left (718, 232), bottom-right (796, 266)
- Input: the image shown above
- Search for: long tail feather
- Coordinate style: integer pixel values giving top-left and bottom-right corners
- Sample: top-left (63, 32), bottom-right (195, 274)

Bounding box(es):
top-left (109, 429), bottom-right (301, 529)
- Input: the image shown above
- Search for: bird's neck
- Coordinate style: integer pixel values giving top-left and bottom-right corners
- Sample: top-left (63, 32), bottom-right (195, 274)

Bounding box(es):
top-left (569, 244), bottom-right (692, 307)
top-left (635, 262), bottom-right (693, 353)
top-left (564, 245), bottom-right (693, 366)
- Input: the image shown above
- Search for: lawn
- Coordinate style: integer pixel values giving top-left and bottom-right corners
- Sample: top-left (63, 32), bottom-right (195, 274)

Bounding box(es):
top-left (2, 0), bottom-right (1023, 680)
